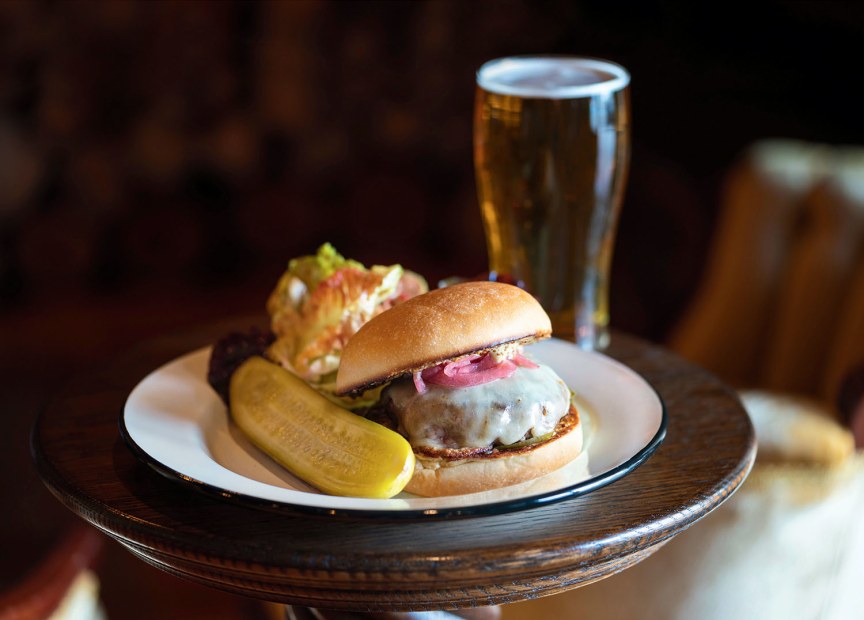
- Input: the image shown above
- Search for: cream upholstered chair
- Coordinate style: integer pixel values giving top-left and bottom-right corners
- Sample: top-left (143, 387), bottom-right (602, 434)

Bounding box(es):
top-left (0, 526), bottom-right (105, 620)
top-left (503, 140), bottom-right (864, 620)
top-left (669, 139), bottom-right (864, 402)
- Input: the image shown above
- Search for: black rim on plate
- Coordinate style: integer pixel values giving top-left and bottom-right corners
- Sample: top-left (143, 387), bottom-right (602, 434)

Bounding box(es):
top-left (118, 381), bottom-right (668, 521)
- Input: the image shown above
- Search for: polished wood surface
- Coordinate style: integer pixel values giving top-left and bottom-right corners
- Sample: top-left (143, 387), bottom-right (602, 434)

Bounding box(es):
top-left (32, 319), bottom-right (755, 612)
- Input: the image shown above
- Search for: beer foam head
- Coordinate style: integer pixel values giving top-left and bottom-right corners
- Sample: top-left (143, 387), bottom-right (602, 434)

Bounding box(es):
top-left (477, 56), bottom-right (630, 99)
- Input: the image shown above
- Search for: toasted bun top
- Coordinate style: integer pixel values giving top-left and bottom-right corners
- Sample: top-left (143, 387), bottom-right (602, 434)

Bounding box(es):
top-left (335, 281), bottom-right (551, 395)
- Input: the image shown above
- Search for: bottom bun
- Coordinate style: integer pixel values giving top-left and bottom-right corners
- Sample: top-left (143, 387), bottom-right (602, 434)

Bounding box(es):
top-left (404, 408), bottom-right (584, 497)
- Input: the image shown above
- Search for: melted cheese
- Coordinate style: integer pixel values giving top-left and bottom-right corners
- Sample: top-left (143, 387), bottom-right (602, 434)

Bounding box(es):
top-left (383, 364), bottom-right (570, 450)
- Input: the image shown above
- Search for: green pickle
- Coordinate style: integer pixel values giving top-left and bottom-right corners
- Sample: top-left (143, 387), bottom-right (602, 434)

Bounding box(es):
top-left (230, 356), bottom-right (415, 498)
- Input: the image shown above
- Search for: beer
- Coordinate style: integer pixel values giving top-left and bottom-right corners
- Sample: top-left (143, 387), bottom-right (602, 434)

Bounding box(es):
top-left (474, 57), bottom-right (630, 349)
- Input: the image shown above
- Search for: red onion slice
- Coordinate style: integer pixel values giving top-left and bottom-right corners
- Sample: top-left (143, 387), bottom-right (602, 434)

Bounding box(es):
top-left (513, 353), bottom-right (539, 369)
top-left (442, 355), bottom-right (480, 377)
top-left (412, 370), bottom-right (427, 394)
top-left (412, 351), bottom-right (538, 392)
top-left (428, 360), bottom-right (517, 387)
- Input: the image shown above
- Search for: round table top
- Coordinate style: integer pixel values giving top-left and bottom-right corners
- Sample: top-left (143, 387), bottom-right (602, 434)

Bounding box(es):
top-left (32, 319), bottom-right (755, 612)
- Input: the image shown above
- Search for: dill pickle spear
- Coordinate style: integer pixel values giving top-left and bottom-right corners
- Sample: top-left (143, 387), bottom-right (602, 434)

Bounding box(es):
top-left (229, 356), bottom-right (415, 499)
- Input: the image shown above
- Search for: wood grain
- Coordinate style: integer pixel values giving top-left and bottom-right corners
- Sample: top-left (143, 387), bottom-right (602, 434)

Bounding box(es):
top-left (32, 320), bottom-right (755, 612)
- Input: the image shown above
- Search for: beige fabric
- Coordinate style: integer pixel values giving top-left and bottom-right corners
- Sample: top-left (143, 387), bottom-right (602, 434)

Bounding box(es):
top-left (741, 390), bottom-right (854, 467)
top-left (47, 570), bottom-right (106, 620)
top-left (668, 140), bottom-right (864, 402)
top-left (503, 460), bottom-right (864, 620)
top-left (503, 393), bottom-right (864, 620)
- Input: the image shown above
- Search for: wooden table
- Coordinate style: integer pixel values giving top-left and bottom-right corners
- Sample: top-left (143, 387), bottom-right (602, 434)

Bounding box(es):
top-left (32, 320), bottom-right (755, 612)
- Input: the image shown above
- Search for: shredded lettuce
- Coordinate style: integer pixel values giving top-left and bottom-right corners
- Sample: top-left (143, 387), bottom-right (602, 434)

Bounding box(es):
top-left (265, 243), bottom-right (426, 408)
top-left (267, 242), bottom-right (365, 311)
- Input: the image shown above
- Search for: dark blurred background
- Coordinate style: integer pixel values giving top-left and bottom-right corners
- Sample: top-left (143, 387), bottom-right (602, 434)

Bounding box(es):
top-left (2, 1), bottom-right (863, 617)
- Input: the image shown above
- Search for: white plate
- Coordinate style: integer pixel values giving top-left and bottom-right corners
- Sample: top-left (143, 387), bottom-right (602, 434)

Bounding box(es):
top-left (121, 338), bottom-right (666, 518)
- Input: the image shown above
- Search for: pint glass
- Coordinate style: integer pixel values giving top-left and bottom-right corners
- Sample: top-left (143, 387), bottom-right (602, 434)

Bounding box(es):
top-left (474, 56), bottom-right (630, 350)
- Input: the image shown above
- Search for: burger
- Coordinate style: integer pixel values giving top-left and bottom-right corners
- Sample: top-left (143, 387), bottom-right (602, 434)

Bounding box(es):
top-left (335, 281), bottom-right (583, 497)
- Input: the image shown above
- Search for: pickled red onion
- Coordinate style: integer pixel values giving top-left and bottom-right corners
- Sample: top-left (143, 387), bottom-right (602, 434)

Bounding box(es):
top-left (513, 353), bottom-right (539, 369)
top-left (413, 370), bottom-right (427, 394)
top-left (413, 351), bottom-right (539, 391)
top-left (425, 359), bottom-right (517, 387)
top-left (442, 355), bottom-right (481, 377)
